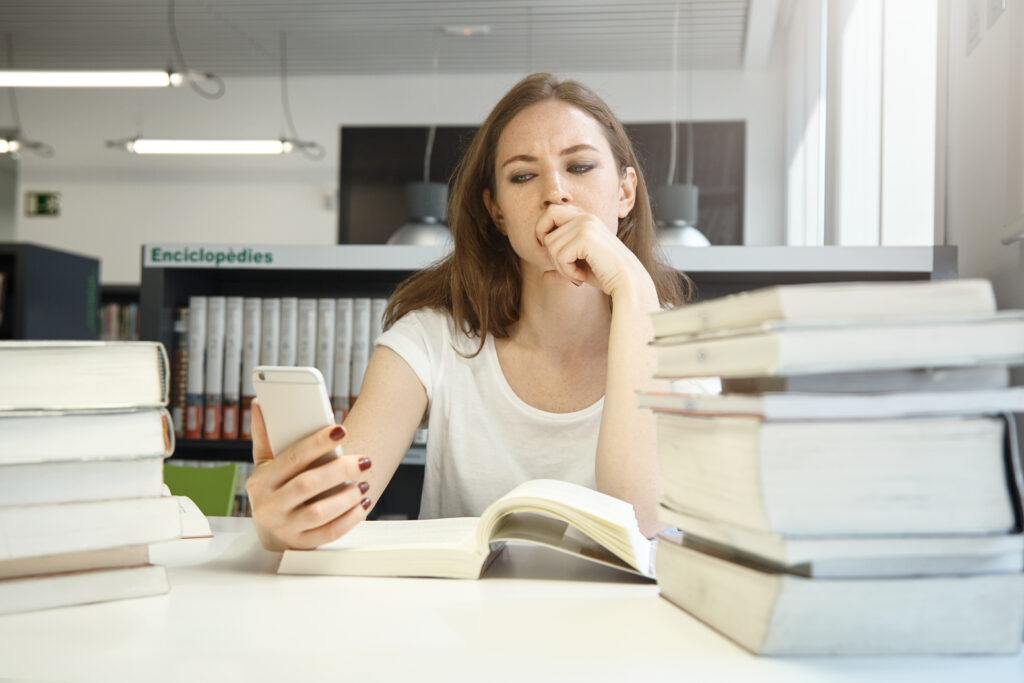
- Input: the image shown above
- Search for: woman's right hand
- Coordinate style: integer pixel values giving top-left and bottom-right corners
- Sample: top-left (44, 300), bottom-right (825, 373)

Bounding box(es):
top-left (246, 399), bottom-right (374, 551)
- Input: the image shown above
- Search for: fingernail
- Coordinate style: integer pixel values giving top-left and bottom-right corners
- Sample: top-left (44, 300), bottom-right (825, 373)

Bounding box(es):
top-left (358, 457), bottom-right (372, 471)
top-left (358, 481), bottom-right (370, 494)
top-left (361, 497), bottom-right (372, 510)
top-left (330, 425), bottom-right (346, 441)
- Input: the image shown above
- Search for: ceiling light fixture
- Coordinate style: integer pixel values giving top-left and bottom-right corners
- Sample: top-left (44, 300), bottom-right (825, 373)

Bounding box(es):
top-left (2, 37), bottom-right (55, 157)
top-left (105, 30), bottom-right (321, 158)
top-left (0, 69), bottom-right (189, 88)
top-left (105, 138), bottom-right (317, 155)
top-left (442, 25), bottom-right (491, 36)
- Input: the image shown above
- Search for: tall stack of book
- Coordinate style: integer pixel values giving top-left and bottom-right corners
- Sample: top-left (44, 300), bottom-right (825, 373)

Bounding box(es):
top-left (0, 341), bottom-right (182, 615)
top-left (643, 279), bottom-right (1024, 655)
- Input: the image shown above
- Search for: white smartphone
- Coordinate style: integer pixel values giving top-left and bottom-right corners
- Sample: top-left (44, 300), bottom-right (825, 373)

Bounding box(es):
top-left (253, 366), bottom-right (341, 459)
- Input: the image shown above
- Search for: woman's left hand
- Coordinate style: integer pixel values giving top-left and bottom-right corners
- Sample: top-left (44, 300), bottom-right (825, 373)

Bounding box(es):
top-left (536, 204), bottom-right (651, 301)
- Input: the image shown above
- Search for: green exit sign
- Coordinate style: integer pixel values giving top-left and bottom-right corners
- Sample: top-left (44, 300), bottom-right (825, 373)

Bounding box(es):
top-left (25, 192), bottom-right (61, 217)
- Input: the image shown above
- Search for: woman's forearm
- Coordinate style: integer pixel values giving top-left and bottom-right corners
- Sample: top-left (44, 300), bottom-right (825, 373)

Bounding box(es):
top-left (595, 274), bottom-right (669, 538)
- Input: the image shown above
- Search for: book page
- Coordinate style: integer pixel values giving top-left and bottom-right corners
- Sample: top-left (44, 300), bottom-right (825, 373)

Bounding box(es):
top-left (479, 479), bottom-right (651, 574)
top-left (490, 513), bottom-right (649, 576)
top-left (316, 518), bottom-right (479, 552)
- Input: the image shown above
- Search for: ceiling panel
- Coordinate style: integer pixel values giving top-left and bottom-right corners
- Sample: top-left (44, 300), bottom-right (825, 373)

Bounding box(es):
top-left (0, 0), bottom-right (752, 75)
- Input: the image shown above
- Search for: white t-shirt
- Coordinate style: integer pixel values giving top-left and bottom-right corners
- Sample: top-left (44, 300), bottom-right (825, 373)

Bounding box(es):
top-left (376, 307), bottom-right (719, 519)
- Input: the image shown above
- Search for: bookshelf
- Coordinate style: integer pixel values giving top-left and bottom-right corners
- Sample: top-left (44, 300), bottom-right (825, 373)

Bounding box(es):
top-left (139, 242), bottom-right (957, 518)
top-left (0, 242), bottom-right (100, 340)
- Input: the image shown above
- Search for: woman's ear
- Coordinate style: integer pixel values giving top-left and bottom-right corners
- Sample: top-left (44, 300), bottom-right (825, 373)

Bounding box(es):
top-left (618, 167), bottom-right (638, 219)
top-left (483, 188), bottom-right (505, 234)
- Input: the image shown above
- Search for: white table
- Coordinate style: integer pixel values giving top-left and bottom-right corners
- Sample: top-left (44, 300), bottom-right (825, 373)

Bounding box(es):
top-left (1, 517), bottom-right (1022, 683)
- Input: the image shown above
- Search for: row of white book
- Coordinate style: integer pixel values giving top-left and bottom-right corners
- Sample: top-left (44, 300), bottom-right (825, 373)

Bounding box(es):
top-left (643, 278), bottom-right (1024, 655)
top-left (182, 295), bottom-right (387, 441)
top-left (0, 341), bottom-right (185, 615)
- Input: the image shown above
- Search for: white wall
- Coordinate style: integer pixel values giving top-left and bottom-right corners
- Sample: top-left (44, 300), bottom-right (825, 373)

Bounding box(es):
top-left (10, 70), bottom-right (786, 283)
top-left (947, 0), bottom-right (1023, 313)
top-left (784, 0), bottom-right (826, 246)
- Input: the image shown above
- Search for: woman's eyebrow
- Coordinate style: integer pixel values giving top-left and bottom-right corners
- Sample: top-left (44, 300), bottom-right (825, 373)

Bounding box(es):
top-left (500, 143), bottom-right (599, 169)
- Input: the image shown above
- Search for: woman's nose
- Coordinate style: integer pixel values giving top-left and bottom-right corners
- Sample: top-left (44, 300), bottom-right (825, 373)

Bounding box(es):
top-left (543, 173), bottom-right (572, 206)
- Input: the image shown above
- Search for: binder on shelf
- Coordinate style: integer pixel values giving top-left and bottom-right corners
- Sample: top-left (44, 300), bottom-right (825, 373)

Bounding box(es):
top-left (185, 296), bottom-right (207, 440)
top-left (350, 298), bottom-right (372, 406)
top-left (332, 298), bottom-right (354, 423)
top-left (278, 297), bottom-right (299, 367)
top-left (240, 297), bottom-right (262, 440)
top-left (316, 298), bottom-right (337, 396)
top-left (202, 296), bottom-right (226, 440)
top-left (260, 298), bottom-right (281, 367)
top-left (296, 298), bottom-right (318, 367)
top-left (221, 296), bottom-right (244, 440)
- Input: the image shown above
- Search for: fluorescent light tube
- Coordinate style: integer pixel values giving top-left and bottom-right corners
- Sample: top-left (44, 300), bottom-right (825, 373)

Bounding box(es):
top-left (0, 70), bottom-right (184, 88)
top-left (125, 139), bottom-right (295, 155)
top-left (0, 139), bottom-right (19, 154)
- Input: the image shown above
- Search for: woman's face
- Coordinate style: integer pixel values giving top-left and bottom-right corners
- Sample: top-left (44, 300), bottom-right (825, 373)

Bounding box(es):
top-left (484, 99), bottom-right (637, 276)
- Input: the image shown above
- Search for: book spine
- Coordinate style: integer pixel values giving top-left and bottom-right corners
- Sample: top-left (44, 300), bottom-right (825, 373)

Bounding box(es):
top-left (370, 298), bottom-right (387, 346)
top-left (240, 297), bottom-right (262, 441)
top-left (221, 296), bottom-right (244, 440)
top-left (203, 296), bottom-right (227, 440)
top-left (332, 298), bottom-right (354, 423)
top-left (315, 298), bottom-right (337, 394)
top-left (185, 296), bottom-right (207, 440)
top-left (169, 306), bottom-right (189, 438)
top-left (278, 297), bottom-right (299, 366)
top-left (260, 298), bottom-right (281, 366)
top-left (296, 298), bottom-right (318, 367)
top-left (350, 298), bottom-right (372, 406)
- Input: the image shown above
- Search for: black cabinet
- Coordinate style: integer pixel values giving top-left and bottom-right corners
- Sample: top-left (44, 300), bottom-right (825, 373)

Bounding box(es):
top-left (0, 242), bottom-right (100, 340)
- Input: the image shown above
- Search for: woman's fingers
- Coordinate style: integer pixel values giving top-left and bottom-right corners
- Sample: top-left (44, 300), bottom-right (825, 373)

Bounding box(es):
top-left (250, 399), bottom-right (274, 466)
top-left (277, 454), bottom-right (371, 511)
top-left (261, 422), bottom-right (347, 490)
top-left (294, 494), bottom-right (374, 549)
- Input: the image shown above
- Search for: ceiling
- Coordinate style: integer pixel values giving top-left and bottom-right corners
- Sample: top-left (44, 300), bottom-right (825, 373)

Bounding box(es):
top-left (0, 0), bottom-right (756, 76)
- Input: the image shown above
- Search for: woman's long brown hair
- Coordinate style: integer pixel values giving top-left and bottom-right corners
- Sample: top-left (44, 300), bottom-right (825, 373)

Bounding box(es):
top-left (384, 72), bottom-right (692, 355)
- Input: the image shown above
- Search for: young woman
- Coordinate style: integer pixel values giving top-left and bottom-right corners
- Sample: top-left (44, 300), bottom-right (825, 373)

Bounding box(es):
top-left (247, 72), bottom-right (715, 551)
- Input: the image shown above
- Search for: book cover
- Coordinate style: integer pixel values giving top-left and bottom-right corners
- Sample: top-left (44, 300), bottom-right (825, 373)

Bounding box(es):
top-left (655, 412), bottom-right (1014, 535)
top-left (278, 297), bottom-right (299, 367)
top-left (0, 564), bottom-right (169, 616)
top-left (650, 279), bottom-right (997, 338)
top-left (169, 307), bottom-right (189, 437)
top-left (332, 298), bottom-right (354, 423)
top-left (0, 341), bottom-right (170, 413)
top-left (259, 298), bottom-right (281, 366)
top-left (349, 298), bottom-right (372, 405)
top-left (296, 298), bottom-right (318, 367)
top-left (655, 537), bottom-right (1024, 655)
top-left (315, 298), bottom-right (337, 396)
top-left (202, 296), bottom-right (227, 440)
top-left (652, 313), bottom-right (1024, 379)
top-left (221, 296), bottom-right (244, 440)
top-left (185, 296), bottom-right (207, 439)
top-left (239, 297), bottom-right (262, 440)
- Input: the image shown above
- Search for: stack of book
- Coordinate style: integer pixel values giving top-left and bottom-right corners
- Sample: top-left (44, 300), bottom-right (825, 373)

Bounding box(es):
top-left (0, 341), bottom-right (182, 615)
top-left (642, 279), bottom-right (1024, 655)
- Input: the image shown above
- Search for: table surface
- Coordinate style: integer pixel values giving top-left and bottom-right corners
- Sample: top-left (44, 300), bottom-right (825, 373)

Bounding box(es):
top-left (1, 517), bottom-right (1022, 683)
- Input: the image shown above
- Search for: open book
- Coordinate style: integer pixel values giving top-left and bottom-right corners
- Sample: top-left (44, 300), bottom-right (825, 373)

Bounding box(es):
top-left (277, 479), bottom-right (653, 579)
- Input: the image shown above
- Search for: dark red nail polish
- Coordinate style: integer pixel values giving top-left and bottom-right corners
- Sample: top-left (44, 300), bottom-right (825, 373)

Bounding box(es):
top-left (361, 497), bottom-right (372, 510)
top-left (358, 457), bottom-right (371, 471)
top-left (358, 481), bottom-right (370, 494)
top-left (329, 426), bottom-right (346, 441)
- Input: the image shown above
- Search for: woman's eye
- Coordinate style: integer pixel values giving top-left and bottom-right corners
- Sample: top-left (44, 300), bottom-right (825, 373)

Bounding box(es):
top-left (569, 164), bottom-right (594, 175)
top-left (510, 173), bottom-right (534, 184)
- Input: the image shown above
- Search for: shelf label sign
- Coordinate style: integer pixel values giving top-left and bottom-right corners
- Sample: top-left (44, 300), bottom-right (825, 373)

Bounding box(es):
top-left (146, 246), bottom-right (275, 267)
